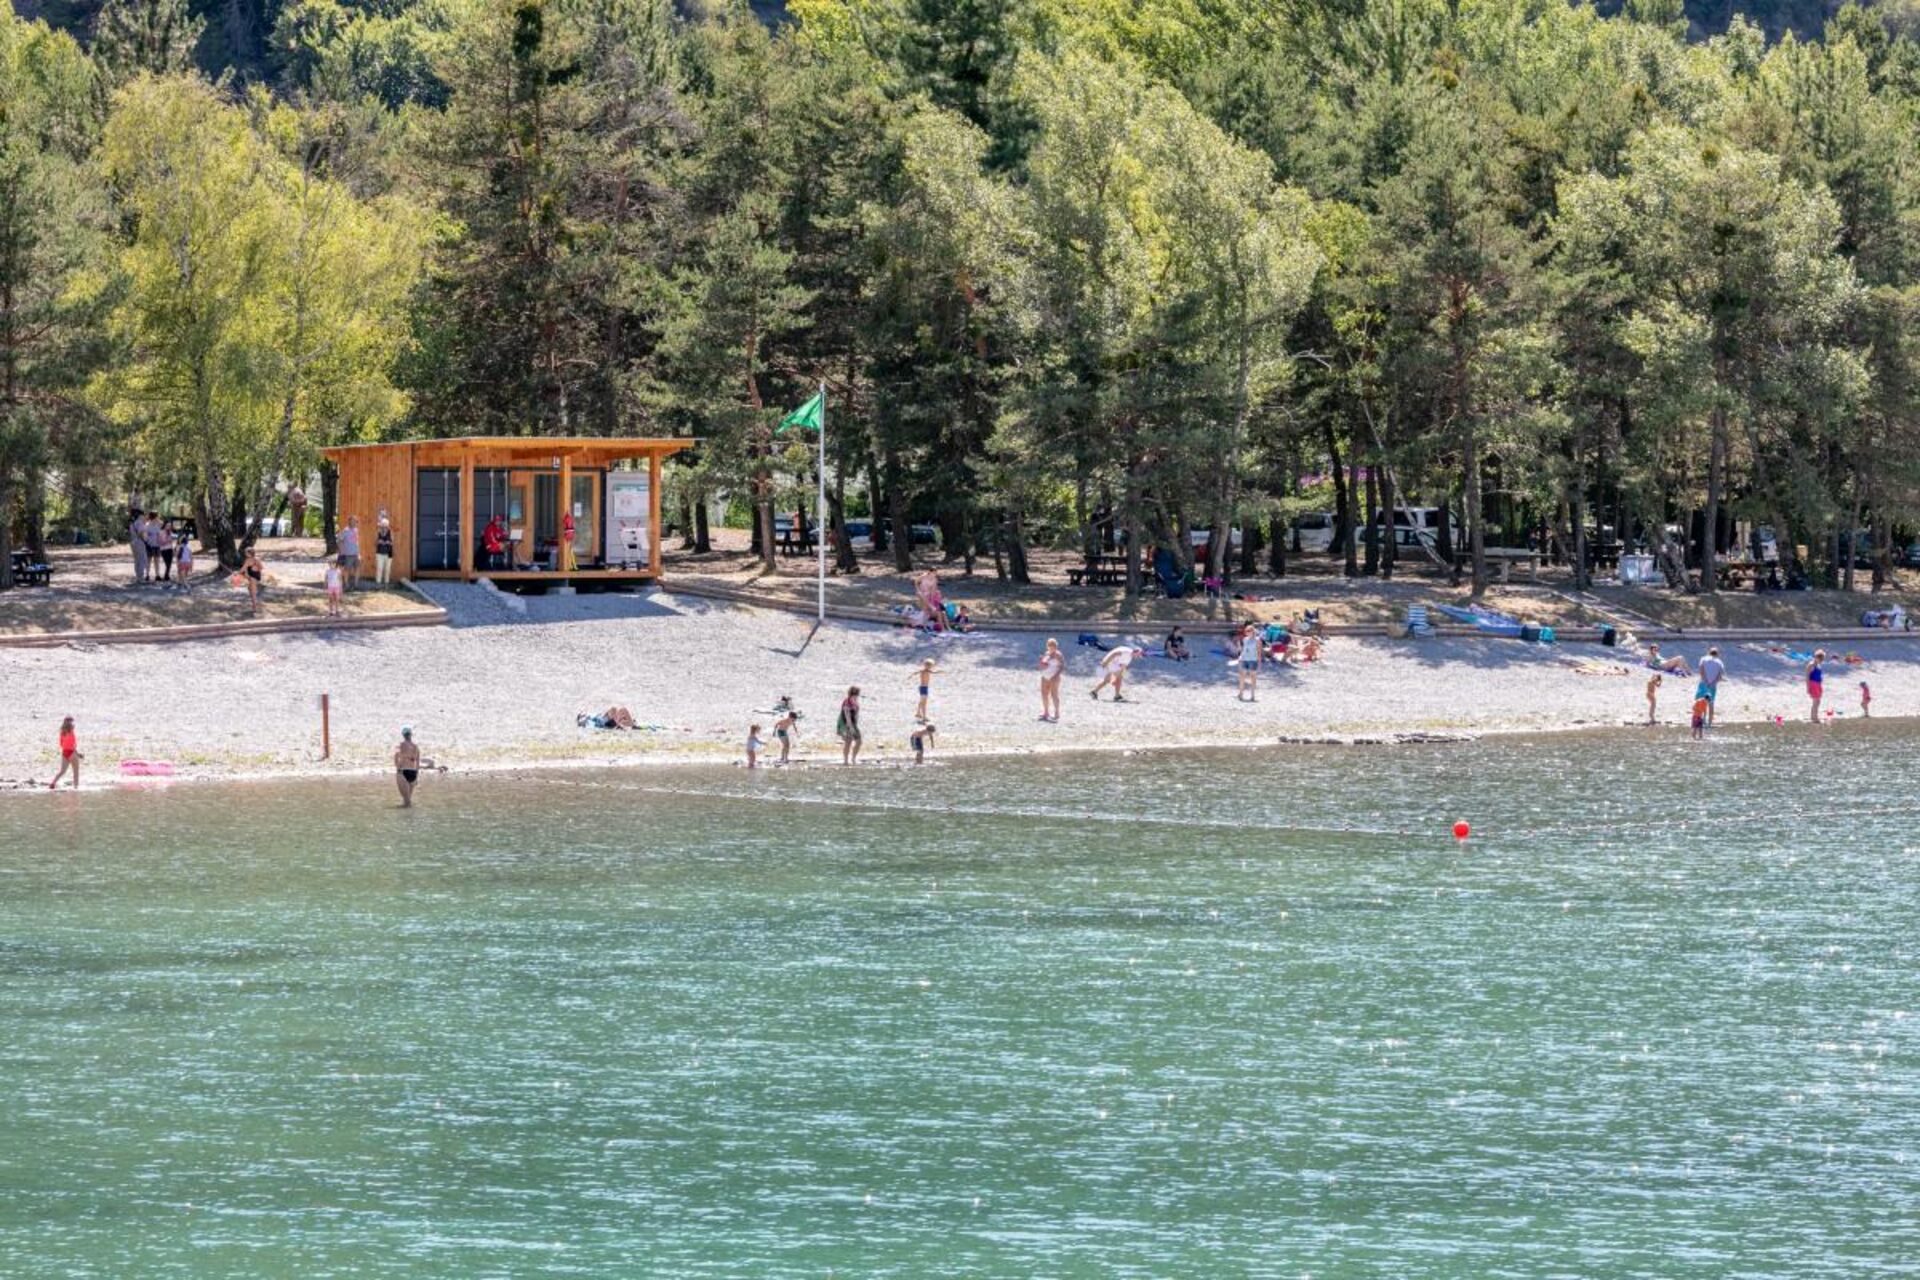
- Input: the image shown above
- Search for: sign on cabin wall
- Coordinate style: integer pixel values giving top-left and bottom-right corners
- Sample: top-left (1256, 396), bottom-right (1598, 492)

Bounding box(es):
top-left (606, 471), bottom-right (651, 567)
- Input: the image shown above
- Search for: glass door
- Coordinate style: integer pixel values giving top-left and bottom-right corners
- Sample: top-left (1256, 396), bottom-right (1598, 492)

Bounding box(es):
top-left (570, 473), bottom-right (598, 567)
top-left (414, 468), bottom-right (460, 571)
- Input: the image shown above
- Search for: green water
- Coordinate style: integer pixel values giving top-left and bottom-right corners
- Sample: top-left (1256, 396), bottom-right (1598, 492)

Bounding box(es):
top-left (2, 730), bottom-right (1916, 1277)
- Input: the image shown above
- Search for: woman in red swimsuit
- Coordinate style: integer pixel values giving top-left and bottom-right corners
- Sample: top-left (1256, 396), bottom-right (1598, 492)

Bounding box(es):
top-left (49, 716), bottom-right (81, 790)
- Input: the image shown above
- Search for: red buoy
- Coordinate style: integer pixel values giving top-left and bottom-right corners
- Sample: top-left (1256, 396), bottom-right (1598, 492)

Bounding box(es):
top-left (1452, 821), bottom-right (1471, 841)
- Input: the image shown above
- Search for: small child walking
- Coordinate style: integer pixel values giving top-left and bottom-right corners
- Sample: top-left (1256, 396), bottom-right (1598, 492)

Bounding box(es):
top-left (910, 722), bottom-right (936, 764)
top-left (746, 724), bottom-right (765, 769)
top-left (911, 659), bottom-right (943, 722)
top-left (48, 716), bottom-right (82, 790)
top-left (1645, 673), bottom-right (1662, 726)
top-left (175, 536), bottom-right (193, 591)
top-left (1691, 693), bottom-right (1709, 740)
top-left (324, 559), bottom-right (344, 617)
top-left (1860, 680), bottom-right (1872, 718)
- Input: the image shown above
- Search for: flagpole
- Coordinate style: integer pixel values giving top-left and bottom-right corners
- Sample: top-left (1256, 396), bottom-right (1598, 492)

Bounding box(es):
top-left (816, 380), bottom-right (827, 625)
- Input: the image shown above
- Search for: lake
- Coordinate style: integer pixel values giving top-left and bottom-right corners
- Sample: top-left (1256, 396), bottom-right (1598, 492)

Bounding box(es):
top-left (1, 728), bottom-right (1915, 1277)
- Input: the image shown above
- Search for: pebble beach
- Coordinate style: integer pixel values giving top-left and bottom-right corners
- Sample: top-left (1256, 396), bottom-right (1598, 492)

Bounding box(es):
top-left (4, 584), bottom-right (1915, 788)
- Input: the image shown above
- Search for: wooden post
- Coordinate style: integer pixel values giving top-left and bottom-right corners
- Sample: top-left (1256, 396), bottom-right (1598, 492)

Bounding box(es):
top-left (320, 692), bottom-right (331, 760)
top-left (458, 453), bottom-right (475, 583)
top-left (558, 453), bottom-right (573, 577)
top-left (650, 452), bottom-right (662, 578)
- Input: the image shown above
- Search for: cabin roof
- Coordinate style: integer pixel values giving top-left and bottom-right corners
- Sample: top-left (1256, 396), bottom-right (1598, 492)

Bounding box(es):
top-left (320, 436), bottom-right (694, 463)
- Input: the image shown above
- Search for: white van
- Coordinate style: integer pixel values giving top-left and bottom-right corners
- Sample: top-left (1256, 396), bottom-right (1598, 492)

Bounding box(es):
top-left (1364, 507), bottom-right (1449, 553)
top-left (1293, 511), bottom-right (1337, 553)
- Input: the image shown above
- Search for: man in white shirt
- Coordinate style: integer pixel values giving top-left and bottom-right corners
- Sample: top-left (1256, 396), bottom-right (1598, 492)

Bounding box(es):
top-left (1697, 646), bottom-right (1725, 725)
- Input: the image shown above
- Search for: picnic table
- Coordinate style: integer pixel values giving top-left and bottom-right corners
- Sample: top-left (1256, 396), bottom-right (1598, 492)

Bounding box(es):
top-left (1714, 560), bottom-right (1772, 591)
top-left (1067, 554), bottom-right (1130, 587)
top-left (8, 548), bottom-right (52, 587)
top-left (1451, 547), bottom-right (1541, 583)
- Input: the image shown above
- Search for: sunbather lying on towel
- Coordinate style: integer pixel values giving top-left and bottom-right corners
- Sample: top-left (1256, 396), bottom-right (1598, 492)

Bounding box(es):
top-left (578, 706), bottom-right (637, 730)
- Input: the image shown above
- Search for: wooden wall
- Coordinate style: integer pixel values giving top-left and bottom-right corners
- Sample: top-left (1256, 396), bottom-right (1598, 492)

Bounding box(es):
top-left (332, 444), bottom-right (415, 576)
top-left (329, 441), bottom-right (686, 581)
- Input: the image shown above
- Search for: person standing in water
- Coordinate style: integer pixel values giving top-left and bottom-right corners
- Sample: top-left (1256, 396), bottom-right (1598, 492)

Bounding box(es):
top-left (1860, 680), bottom-right (1872, 718)
top-left (746, 724), bottom-right (765, 769)
top-left (911, 659), bottom-right (943, 722)
top-left (1037, 638), bottom-right (1064, 722)
top-left (772, 703), bottom-right (798, 764)
top-left (837, 686), bottom-right (863, 764)
top-left (394, 727), bottom-right (433, 807)
top-left (910, 722), bottom-right (936, 764)
top-left (1645, 673), bottom-right (1661, 726)
top-left (1697, 646), bottom-right (1725, 726)
top-left (1691, 692), bottom-right (1709, 740)
top-left (1806, 650), bottom-right (1826, 723)
top-left (48, 716), bottom-right (82, 790)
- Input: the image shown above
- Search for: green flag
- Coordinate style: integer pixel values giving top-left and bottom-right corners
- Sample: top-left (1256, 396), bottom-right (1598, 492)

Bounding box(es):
top-left (778, 388), bottom-right (825, 433)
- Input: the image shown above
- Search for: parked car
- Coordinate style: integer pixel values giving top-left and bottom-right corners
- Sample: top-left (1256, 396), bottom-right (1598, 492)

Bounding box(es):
top-left (843, 519), bottom-right (874, 551)
top-left (910, 522), bottom-right (939, 546)
top-left (1293, 511), bottom-right (1336, 554)
top-left (1903, 542), bottom-right (1920, 569)
top-left (1365, 506), bottom-right (1450, 552)
top-left (1188, 526), bottom-right (1244, 555)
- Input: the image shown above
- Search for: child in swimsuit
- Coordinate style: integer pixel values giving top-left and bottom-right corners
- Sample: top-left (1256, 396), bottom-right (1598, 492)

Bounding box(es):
top-left (773, 708), bottom-right (797, 763)
top-left (1645, 673), bottom-right (1661, 726)
top-left (1860, 680), bottom-right (1871, 718)
top-left (910, 723), bottom-right (935, 764)
top-left (746, 725), bottom-right (765, 769)
top-left (1691, 694), bottom-right (1709, 740)
top-left (1807, 650), bottom-right (1826, 723)
top-left (48, 716), bottom-right (81, 790)
top-left (912, 659), bottom-right (943, 722)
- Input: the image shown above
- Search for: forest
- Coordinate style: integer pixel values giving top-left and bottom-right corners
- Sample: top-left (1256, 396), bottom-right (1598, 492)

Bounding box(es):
top-left (3, 0), bottom-right (1920, 594)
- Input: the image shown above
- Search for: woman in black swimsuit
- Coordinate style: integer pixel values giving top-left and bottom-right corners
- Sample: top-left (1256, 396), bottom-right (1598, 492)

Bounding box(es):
top-left (241, 545), bottom-right (265, 615)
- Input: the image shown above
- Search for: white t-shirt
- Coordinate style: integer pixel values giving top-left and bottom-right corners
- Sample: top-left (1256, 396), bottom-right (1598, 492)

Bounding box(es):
top-left (325, 566), bottom-right (342, 592)
top-left (1106, 646), bottom-right (1137, 669)
top-left (1240, 634), bottom-right (1261, 662)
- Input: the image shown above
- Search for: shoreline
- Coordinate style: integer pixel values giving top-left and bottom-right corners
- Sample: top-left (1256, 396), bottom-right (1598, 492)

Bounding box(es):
top-left (5, 710), bottom-right (1910, 801)
top-left (9, 592), bottom-right (1908, 798)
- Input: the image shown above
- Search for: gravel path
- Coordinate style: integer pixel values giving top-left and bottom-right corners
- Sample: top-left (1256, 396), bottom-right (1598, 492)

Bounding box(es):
top-left (5, 586), bottom-right (1913, 786)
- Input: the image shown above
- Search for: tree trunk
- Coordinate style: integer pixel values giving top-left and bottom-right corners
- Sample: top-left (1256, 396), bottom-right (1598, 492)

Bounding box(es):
top-left (1239, 519), bottom-right (1260, 577)
top-left (678, 495), bottom-right (695, 550)
top-left (24, 470), bottom-right (46, 559)
top-left (1362, 462), bottom-right (1380, 576)
top-left (1268, 513), bottom-right (1287, 577)
top-left (867, 452), bottom-right (887, 552)
top-left (1572, 486), bottom-right (1590, 592)
top-left (1344, 461), bottom-right (1361, 578)
top-left (1701, 403), bottom-right (1726, 594)
top-left (1845, 482), bottom-right (1864, 593)
top-left (320, 460), bottom-right (339, 557)
top-left (831, 473), bottom-right (858, 574)
top-left (693, 499), bottom-right (711, 553)
top-left (1005, 506), bottom-right (1031, 585)
top-left (884, 442), bottom-right (912, 573)
top-left (1464, 425), bottom-right (1486, 598)
top-left (1326, 422), bottom-right (1350, 563)
top-left (0, 473), bottom-right (13, 591)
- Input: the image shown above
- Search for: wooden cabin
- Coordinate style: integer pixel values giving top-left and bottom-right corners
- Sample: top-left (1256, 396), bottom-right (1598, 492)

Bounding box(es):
top-left (320, 437), bottom-right (692, 585)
